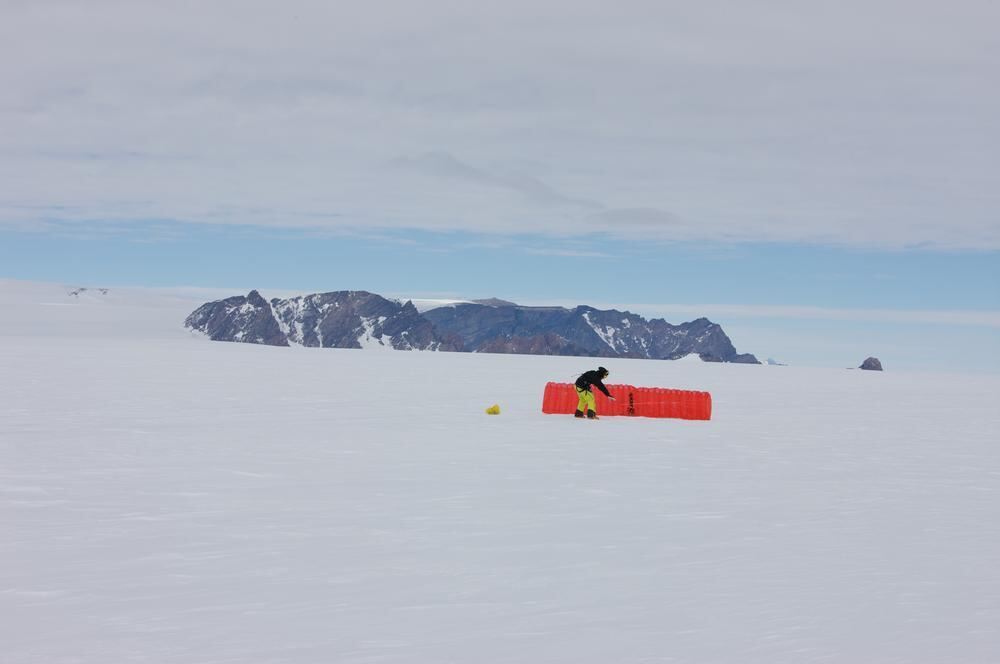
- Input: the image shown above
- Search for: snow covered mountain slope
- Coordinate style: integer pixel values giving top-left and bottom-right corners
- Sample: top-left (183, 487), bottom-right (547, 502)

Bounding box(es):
top-left (270, 291), bottom-right (461, 351)
top-left (424, 302), bottom-right (758, 362)
top-left (0, 278), bottom-right (221, 340)
top-left (2, 279), bottom-right (999, 662)
top-left (185, 289), bottom-right (289, 346)
top-left (185, 290), bottom-right (463, 351)
top-left (185, 289), bottom-right (759, 362)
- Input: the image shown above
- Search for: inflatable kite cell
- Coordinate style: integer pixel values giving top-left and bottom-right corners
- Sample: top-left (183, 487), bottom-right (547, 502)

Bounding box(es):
top-left (541, 382), bottom-right (712, 421)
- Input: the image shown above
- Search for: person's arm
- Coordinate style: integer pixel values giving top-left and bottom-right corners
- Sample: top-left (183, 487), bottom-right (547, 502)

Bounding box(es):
top-left (594, 380), bottom-right (612, 398)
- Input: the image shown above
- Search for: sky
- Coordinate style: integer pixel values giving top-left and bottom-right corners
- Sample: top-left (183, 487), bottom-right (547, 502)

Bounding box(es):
top-left (1, 0), bottom-right (998, 371)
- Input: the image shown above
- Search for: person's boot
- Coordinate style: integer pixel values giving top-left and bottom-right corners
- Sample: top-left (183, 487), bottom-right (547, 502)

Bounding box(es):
top-left (586, 411), bottom-right (599, 420)
top-left (574, 410), bottom-right (585, 418)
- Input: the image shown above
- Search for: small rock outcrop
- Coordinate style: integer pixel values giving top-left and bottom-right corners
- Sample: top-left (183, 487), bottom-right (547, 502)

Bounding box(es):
top-left (860, 357), bottom-right (884, 371)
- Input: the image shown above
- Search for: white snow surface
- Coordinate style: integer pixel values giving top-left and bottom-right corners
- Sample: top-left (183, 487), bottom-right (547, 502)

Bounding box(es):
top-left (676, 352), bottom-right (705, 363)
top-left (2, 280), bottom-right (1000, 662)
top-left (357, 316), bottom-right (393, 350)
top-left (404, 298), bottom-right (475, 312)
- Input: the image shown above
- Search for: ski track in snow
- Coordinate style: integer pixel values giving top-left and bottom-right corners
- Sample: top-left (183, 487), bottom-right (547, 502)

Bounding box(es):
top-left (2, 280), bottom-right (1000, 663)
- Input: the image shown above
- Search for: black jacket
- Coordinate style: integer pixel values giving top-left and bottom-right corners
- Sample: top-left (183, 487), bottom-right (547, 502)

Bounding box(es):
top-left (575, 370), bottom-right (611, 397)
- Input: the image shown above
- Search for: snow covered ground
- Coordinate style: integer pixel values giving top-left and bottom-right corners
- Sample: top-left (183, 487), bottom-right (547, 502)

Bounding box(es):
top-left (2, 280), bottom-right (999, 663)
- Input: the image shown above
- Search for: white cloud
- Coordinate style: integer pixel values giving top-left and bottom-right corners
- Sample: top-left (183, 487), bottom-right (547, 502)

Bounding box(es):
top-left (523, 247), bottom-right (611, 258)
top-left (2, 0), bottom-right (999, 248)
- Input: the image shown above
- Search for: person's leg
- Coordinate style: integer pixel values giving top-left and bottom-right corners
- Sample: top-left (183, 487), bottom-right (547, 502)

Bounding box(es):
top-left (574, 388), bottom-right (588, 417)
top-left (583, 389), bottom-right (597, 418)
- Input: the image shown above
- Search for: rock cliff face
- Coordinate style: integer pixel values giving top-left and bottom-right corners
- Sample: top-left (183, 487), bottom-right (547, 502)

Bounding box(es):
top-left (422, 303), bottom-right (759, 363)
top-left (185, 290), bottom-right (759, 363)
top-left (184, 290), bottom-right (289, 346)
top-left (270, 291), bottom-right (462, 351)
top-left (185, 290), bottom-right (460, 351)
top-left (860, 357), bottom-right (884, 371)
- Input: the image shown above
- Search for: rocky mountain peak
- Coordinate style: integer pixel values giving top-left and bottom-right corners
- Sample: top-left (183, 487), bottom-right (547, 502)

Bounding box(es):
top-left (185, 291), bottom-right (288, 346)
top-left (247, 289), bottom-right (268, 307)
top-left (185, 288), bottom-right (759, 363)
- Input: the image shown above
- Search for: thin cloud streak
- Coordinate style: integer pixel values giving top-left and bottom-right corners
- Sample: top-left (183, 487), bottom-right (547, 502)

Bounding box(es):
top-left (391, 152), bottom-right (601, 209)
top-left (613, 303), bottom-right (1000, 328)
top-left (523, 248), bottom-right (612, 258)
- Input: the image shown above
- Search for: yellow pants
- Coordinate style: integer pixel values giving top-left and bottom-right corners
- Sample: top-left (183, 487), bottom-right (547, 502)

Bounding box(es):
top-left (576, 387), bottom-right (596, 414)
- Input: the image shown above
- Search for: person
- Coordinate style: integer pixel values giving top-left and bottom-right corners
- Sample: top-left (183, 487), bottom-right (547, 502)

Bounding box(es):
top-left (574, 366), bottom-right (614, 419)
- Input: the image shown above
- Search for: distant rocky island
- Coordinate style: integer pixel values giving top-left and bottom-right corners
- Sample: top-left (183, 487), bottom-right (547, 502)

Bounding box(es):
top-left (184, 290), bottom-right (760, 363)
top-left (860, 357), bottom-right (884, 371)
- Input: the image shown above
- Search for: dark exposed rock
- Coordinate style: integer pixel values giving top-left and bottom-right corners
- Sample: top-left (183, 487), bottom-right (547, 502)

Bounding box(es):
top-left (476, 332), bottom-right (594, 356)
top-left (423, 305), bottom-right (759, 363)
top-left (860, 357), bottom-right (884, 371)
top-left (186, 290), bottom-right (461, 351)
top-left (68, 287), bottom-right (109, 297)
top-left (184, 290), bottom-right (289, 346)
top-left (185, 289), bottom-right (759, 363)
top-left (269, 291), bottom-right (462, 351)
top-left (471, 298), bottom-right (519, 307)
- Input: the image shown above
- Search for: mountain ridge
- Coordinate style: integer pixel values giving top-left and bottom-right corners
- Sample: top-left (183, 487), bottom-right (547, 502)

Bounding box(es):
top-left (184, 289), bottom-right (759, 363)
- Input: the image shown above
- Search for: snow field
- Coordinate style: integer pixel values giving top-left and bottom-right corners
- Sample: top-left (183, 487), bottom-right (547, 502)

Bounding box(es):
top-left (2, 282), bottom-right (1000, 662)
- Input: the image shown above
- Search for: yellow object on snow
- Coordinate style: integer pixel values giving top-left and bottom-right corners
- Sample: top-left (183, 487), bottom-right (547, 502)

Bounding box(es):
top-left (485, 404), bottom-right (501, 415)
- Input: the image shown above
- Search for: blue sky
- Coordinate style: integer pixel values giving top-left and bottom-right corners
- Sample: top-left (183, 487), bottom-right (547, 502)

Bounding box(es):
top-left (2, 1), bottom-right (998, 371)
top-left (2, 223), bottom-right (997, 372)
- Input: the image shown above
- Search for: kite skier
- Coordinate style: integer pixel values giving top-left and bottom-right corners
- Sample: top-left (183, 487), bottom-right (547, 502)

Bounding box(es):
top-left (574, 366), bottom-right (614, 419)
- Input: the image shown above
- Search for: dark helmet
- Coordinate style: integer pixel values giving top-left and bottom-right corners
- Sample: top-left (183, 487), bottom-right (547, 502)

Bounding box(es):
top-left (598, 366), bottom-right (609, 378)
